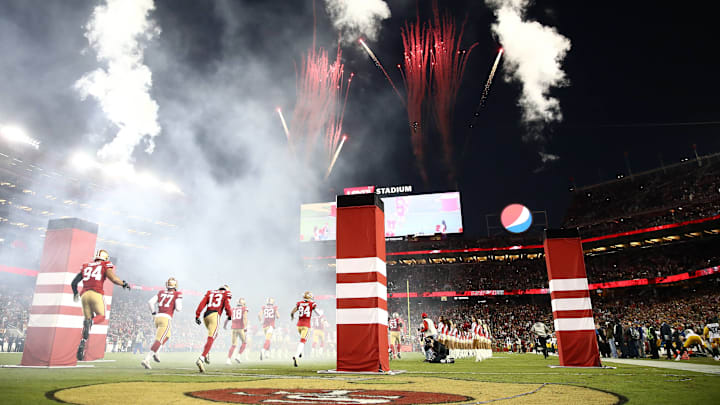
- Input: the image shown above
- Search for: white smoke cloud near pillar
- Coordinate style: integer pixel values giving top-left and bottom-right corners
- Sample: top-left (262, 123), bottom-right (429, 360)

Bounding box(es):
top-left (486, 0), bottom-right (571, 134)
top-left (74, 0), bottom-right (161, 164)
top-left (324, 0), bottom-right (391, 44)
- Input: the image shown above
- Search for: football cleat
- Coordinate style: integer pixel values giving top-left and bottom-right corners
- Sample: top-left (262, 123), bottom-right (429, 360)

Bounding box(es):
top-left (234, 357), bottom-right (242, 364)
top-left (95, 249), bottom-right (110, 261)
top-left (195, 357), bottom-right (206, 373)
top-left (153, 353), bottom-right (160, 363)
top-left (303, 291), bottom-right (313, 300)
top-left (141, 360), bottom-right (152, 369)
top-left (226, 358), bottom-right (232, 365)
top-left (166, 277), bottom-right (178, 290)
top-left (204, 354), bottom-right (210, 364)
top-left (292, 356), bottom-right (298, 367)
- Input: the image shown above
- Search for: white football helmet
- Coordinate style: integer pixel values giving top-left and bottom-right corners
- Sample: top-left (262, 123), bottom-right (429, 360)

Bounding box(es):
top-left (267, 297), bottom-right (275, 305)
top-left (94, 249), bottom-right (109, 261)
top-left (238, 298), bottom-right (246, 306)
top-left (219, 284), bottom-right (230, 291)
top-left (393, 312), bottom-right (399, 319)
top-left (303, 291), bottom-right (313, 300)
top-left (166, 277), bottom-right (178, 289)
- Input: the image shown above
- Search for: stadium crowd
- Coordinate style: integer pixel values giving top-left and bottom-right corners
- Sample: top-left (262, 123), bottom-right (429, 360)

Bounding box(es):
top-left (0, 282), bottom-right (32, 352)
top-left (391, 282), bottom-right (720, 358)
top-left (564, 154), bottom-right (720, 235)
top-left (389, 239), bottom-right (720, 293)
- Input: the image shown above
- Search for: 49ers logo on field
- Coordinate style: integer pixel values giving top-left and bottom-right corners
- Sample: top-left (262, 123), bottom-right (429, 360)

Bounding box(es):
top-left (187, 388), bottom-right (471, 404)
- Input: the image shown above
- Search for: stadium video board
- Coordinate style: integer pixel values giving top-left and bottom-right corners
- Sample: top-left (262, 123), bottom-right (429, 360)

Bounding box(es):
top-left (299, 192), bottom-right (463, 241)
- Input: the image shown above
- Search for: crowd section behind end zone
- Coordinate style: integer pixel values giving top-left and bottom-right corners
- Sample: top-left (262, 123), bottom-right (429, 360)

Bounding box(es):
top-left (388, 282), bottom-right (720, 355)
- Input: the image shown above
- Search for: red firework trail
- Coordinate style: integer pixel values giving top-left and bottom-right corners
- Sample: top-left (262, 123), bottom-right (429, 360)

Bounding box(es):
top-left (430, 1), bottom-right (477, 183)
top-left (358, 38), bottom-right (405, 106)
top-left (398, 17), bottom-right (432, 185)
top-left (289, 45), bottom-right (352, 168)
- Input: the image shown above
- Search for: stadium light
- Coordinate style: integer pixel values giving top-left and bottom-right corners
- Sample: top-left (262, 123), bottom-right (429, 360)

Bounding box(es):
top-left (0, 124), bottom-right (40, 149)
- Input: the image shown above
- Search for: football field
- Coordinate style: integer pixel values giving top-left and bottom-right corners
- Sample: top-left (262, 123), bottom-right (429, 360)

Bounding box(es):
top-left (1, 352), bottom-right (719, 404)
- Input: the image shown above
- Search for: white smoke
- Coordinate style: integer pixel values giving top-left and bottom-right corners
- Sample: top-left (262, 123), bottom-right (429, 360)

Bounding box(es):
top-left (486, 0), bottom-right (570, 129)
top-left (538, 151), bottom-right (559, 163)
top-left (324, 0), bottom-right (391, 44)
top-left (74, 0), bottom-right (161, 164)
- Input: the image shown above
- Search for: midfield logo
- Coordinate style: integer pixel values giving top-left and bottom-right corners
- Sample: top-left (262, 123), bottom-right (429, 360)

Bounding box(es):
top-left (188, 388), bottom-right (471, 404)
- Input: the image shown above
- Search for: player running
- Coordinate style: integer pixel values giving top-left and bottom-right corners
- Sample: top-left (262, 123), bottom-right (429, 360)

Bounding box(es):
top-left (703, 317), bottom-right (720, 360)
top-left (311, 309), bottom-right (328, 358)
top-left (388, 312), bottom-right (405, 359)
top-left (141, 277), bottom-right (182, 369)
top-left (226, 297), bottom-right (249, 364)
top-left (258, 297), bottom-right (279, 360)
top-left (71, 249), bottom-right (130, 361)
top-left (290, 291), bottom-right (319, 367)
top-left (194, 285), bottom-right (232, 372)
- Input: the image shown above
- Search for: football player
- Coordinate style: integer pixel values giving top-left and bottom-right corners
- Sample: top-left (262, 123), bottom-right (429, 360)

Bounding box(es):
top-left (226, 297), bottom-right (249, 364)
top-left (194, 285), bottom-right (232, 372)
top-left (290, 291), bottom-right (319, 367)
top-left (311, 309), bottom-right (328, 358)
top-left (141, 277), bottom-right (182, 369)
top-left (258, 297), bottom-right (279, 360)
top-left (388, 312), bottom-right (404, 359)
top-left (703, 317), bottom-right (720, 360)
top-left (71, 249), bottom-right (130, 361)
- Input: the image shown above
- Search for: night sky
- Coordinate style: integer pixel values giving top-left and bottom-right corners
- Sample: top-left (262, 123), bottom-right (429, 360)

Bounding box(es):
top-left (1, 0), bottom-right (718, 238)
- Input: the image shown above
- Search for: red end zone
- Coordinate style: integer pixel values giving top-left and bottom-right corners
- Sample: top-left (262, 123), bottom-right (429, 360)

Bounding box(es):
top-left (187, 388), bottom-right (471, 404)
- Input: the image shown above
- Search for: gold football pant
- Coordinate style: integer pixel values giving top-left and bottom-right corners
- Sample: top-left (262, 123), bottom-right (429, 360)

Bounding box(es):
top-left (231, 329), bottom-right (247, 346)
top-left (81, 290), bottom-right (105, 320)
top-left (154, 316), bottom-right (172, 341)
top-left (297, 326), bottom-right (310, 342)
top-left (204, 312), bottom-right (220, 338)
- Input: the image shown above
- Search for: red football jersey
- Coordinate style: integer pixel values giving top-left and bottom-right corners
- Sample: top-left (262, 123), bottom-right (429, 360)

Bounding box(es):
top-left (196, 289), bottom-right (232, 319)
top-left (231, 305), bottom-right (248, 329)
top-left (311, 314), bottom-right (326, 331)
top-left (389, 317), bottom-right (404, 332)
top-left (156, 289), bottom-right (182, 318)
top-left (295, 300), bottom-right (316, 327)
top-left (261, 304), bottom-right (278, 327)
top-left (79, 260), bottom-right (114, 295)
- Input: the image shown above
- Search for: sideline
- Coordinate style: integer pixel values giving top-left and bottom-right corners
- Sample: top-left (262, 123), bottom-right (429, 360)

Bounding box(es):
top-left (603, 358), bottom-right (720, 375)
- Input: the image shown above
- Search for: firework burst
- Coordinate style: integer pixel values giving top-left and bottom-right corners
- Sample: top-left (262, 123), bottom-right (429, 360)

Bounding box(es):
top-left (430, 2), bottom-right (477, 183)
top-left (398, 17), bottom-right (432, 185)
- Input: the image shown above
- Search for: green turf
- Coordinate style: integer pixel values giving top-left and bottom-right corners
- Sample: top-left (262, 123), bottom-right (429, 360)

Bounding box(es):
top-left (1, 352), bottom-right (718, 404)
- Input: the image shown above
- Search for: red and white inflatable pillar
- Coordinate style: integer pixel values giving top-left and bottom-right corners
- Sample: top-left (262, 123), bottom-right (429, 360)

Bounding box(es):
top-left (335, 194), bottom-right (390, 372)
top-left (543, 229), bottom-right (601, 367)
top-left (21, 218), bottom-right (112, 366)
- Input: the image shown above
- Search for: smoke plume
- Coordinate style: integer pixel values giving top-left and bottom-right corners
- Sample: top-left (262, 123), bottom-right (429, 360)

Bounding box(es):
top-left (324, 0), bottom-right (391, 44)
top-left (486, 0), bottom-right (570, 133)
top-left (74, 0), bottom-right (161, 164)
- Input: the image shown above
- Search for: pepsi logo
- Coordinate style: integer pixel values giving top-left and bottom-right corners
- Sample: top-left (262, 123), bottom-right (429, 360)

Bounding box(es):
top-left (501, 204), bottom-right (533, 233)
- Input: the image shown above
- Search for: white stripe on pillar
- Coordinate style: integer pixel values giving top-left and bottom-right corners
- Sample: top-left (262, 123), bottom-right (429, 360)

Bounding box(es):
top-left (336, 282), bottom-right (387, 300)
top-left (336, 257), bottom-right (386, 276)
top-left (36, 272), bottom-right (79, 286)
top-left (551, 297), bottom-right (592, 312)
top-left (31, 293), bottom-right (113, 308)
top-left (549, 278), bottom-right (589, 292)
top-left (337, 308), bottom-right (389, 325)
top-left (554, 317), bottom-right (595, 332)
top-left (28, 314), bottom-right (83, 328)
